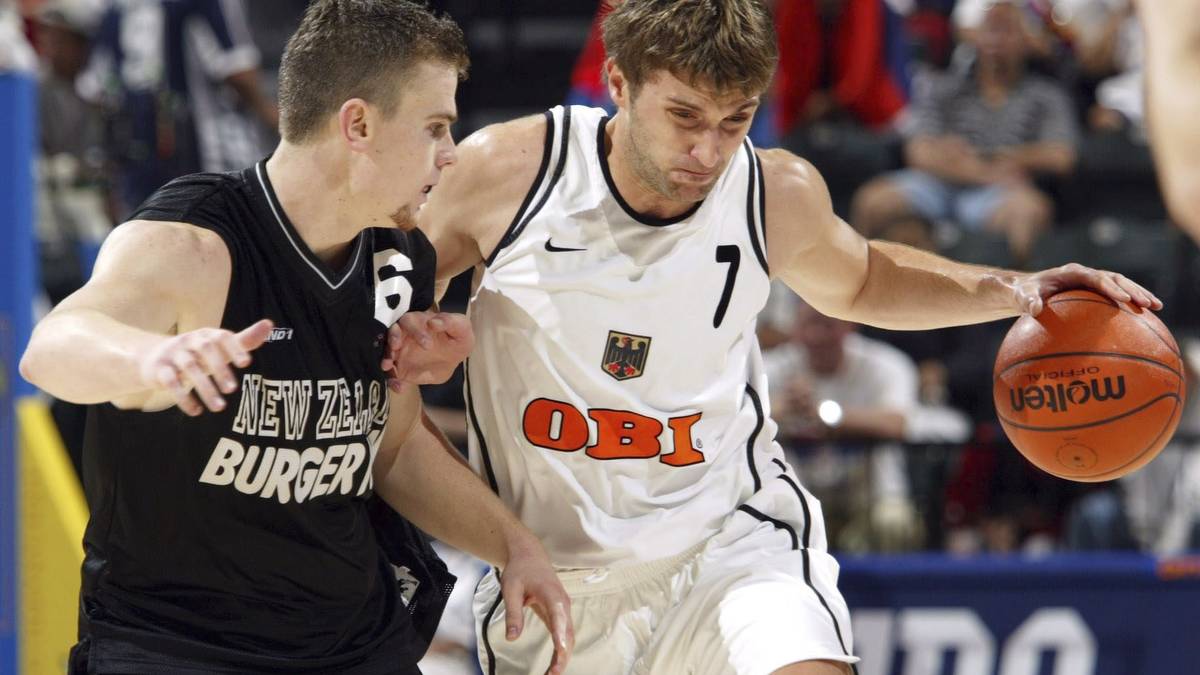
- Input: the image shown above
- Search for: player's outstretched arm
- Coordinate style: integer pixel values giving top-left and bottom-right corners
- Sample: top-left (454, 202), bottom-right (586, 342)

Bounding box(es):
top-left (19, 220), bottom-right (273, 415)
top-left (761, 149), bottom-right (1160, 330)
top-left (373, 383), bottom-right (574, 674)
top-left (1139, 0), bottom-right (1200, 237)
top-left (418, 112), bottom-right (551, 299)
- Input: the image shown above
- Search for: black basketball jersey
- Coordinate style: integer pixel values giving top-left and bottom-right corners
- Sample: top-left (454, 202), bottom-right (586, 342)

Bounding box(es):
top-left (78, 160), bottom-right (436, 673)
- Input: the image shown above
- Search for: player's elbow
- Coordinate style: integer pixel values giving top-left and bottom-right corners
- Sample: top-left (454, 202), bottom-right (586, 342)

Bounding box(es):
top-left (19, 328), bottom-right (96, 403)
top-left (17, 347), bottom-right (37, 386)
top-left (18, 335), bottom-right (54, 392)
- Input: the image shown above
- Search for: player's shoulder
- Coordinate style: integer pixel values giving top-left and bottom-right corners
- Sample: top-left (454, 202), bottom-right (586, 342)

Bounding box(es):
top-left (108, 219), bottom-right (230, 257)
top-left (454, 113), bottom-right (551, 188)
top-left (133, 171), bottom-right (247, 221)
top-left (755, 147), bottom-right (833, 213)
top-left (98, 219), bottom-right (232, 287)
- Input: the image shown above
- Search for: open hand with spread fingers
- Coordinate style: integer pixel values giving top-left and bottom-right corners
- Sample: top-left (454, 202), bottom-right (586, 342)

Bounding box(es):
top-left (137, 319), bottom-right (274, 416)
top-left (1009, 263), bottom-right (1162, 316)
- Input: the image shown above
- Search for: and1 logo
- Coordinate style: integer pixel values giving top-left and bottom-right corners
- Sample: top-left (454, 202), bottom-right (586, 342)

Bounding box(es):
top-left (373, 249), bottom-right (415, 327)
top-left (602, 330), bottom-right (651, 381)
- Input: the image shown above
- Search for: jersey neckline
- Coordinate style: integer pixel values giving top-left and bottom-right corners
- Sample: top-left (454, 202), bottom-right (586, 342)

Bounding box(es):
top-left (251, 159), bottom-right (367, 293)
top-left (596, 116), bottom-right (704, 227)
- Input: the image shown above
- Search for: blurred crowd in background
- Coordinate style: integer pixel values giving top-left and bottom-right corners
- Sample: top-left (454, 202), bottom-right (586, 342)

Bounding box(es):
top-left (9, 0), bottom-right (1200, 669)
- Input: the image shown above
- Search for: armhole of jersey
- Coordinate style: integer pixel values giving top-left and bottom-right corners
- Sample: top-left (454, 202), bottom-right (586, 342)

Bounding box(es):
top-left (484, 106), bottom-right (572, 267)
top-left (743, 141), bottom-right (769, 275)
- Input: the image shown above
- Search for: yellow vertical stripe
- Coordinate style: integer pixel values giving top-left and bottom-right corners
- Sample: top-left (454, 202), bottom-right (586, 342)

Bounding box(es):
top-left (17, 398), bottom-right (87, 675)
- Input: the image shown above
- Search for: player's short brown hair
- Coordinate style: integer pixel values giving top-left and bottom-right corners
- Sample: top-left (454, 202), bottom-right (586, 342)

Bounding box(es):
top-left (601, 0), bottom-right (778, 99)
top-left (278, 0), bottom-right (469, 143)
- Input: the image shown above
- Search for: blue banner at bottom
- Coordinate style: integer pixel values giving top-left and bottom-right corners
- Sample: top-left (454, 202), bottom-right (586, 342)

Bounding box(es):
top-left (840, 553), bottom-right (1200, 675)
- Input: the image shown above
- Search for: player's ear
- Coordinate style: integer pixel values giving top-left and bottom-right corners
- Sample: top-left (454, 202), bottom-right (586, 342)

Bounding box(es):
top-left (606, 58), bottom-right (629, 109)
top-left (338, 98), bottom-right (371, 151)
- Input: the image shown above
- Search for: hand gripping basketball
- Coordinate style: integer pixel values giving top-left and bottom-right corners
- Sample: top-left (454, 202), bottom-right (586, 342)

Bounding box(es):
top-left (137, 319), bottom-right (275, 416)
top-left (994, 290), bottom-right (1183, 481)
top-left (1012, 262), bottom-right (1162, 316)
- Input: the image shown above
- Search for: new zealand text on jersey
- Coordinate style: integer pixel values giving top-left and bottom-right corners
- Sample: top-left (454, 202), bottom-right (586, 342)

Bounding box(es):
top-left (199, 375), bottom-right (389, 504)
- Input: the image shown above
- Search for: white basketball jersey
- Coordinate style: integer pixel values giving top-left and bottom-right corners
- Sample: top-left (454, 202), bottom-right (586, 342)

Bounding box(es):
top-left (466, 106), bottom-right (787, 567)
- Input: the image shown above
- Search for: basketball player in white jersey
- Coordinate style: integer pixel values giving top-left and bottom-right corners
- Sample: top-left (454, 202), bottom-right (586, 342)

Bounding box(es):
top-left (398, 1), bottom-right (1160, 673)
top-left (1139, 0), bottom-right (1200, 237)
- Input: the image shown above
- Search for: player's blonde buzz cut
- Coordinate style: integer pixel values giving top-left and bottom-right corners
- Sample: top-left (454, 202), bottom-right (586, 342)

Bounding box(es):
top-left (278, 0), bottom-right (469, 144)
top-left (601, 0), bottom-right (778, 99)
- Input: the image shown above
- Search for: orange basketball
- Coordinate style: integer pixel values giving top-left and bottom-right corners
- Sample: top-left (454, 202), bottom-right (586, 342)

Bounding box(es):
top-left (993, 289), bottom-right (1185, 481)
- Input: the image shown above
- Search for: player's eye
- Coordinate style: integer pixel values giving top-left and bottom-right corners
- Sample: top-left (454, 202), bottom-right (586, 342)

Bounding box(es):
top-left (671, 109), bottom-right (697, 121)
top-left (429, 123), bottom-right (448, 139)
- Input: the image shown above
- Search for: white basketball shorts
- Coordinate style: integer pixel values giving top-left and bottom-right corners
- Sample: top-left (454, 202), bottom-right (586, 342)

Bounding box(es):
top-left (473, 476), bottom-right (859, 674)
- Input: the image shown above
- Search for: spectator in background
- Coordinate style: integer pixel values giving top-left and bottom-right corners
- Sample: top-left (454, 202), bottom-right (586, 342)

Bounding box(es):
top-left (772, 0), bottom-right (913, 217)
top-left (1101, 339), bottom-right (1200, 554)
top-left (565, 0), bottom-right (613, 111)
top-left (33, 0), bottom-right (111, 302)
top-left (82, 0), bottom-right (278, 216)
top-left (951, 0), bottom-right (1058, 62)
top-left (764, 298), bottom-right (970, 552)
top-left (31, 0), bottom-right (113, 476)
top-left (1062, 0), bottom-right (1142, 134)
top-left (772, 0), bottom-right (911, 137)
top-left (851, 1), bottom-right (1079, 264)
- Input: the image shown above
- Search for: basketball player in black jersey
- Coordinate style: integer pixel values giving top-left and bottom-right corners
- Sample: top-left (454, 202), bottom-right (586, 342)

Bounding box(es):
top-left (19, 2), bottom-right (572, 673)
top-left (1140, 0), bottom-right (1200, 238)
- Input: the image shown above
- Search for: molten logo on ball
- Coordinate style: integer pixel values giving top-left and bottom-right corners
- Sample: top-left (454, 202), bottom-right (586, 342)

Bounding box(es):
top-left (1008, 375), bottom-right (1126, 413)
top-left (993, 289), bottom-right (1185, 482)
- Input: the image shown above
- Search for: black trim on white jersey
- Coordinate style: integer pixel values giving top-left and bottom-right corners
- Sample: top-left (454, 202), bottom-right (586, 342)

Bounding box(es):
top-left (485, 111), bottom-right (552, 266)
top-left (739, 402), bottom-right (855, 664)
top-left (465, 360), bottom-right (500, 493)
top-left (744, 384), bottom-right (765, 492)
top-left (742, 142), bottom-right (768, 274)
top-left (480, 573), bottom-right (504, 675)
top-left (486, 108), bottom-right (573, 266)
top-left (775, 466), bottom-right (855, 662)
top-left (737, 504), bottom-right (797, 548)
top-left (736, 497), bottom-right (853, 663)
top-left (597, 117), bottom-right (703, 227)
top-left (754, 150), bottom-right (769, 275)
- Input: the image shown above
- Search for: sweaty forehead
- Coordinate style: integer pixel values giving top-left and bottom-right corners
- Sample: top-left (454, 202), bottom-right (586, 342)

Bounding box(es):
top-left (642, 70), bottom-right (760, 110)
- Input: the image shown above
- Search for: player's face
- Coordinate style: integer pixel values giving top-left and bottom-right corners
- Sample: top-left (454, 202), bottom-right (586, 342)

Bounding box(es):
top-left (620, 69), bottom-right (760, 204)
top-left (371, 61), bottom-right (459, 230)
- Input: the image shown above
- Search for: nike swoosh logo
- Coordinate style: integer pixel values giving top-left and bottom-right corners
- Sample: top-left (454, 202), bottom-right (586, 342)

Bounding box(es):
top-left (545, 239), bottom-right (586, 253)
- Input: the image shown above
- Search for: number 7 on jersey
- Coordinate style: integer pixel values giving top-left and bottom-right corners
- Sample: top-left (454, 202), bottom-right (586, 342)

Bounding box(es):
top-left (713, 245), bottom-right (741, 328)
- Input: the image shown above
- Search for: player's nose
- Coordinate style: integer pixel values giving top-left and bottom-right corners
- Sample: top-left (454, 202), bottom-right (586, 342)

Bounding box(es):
top-left (436, 136), bottom-right (457, 169)
top-left (690, 130), bottom-right (720, 170)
